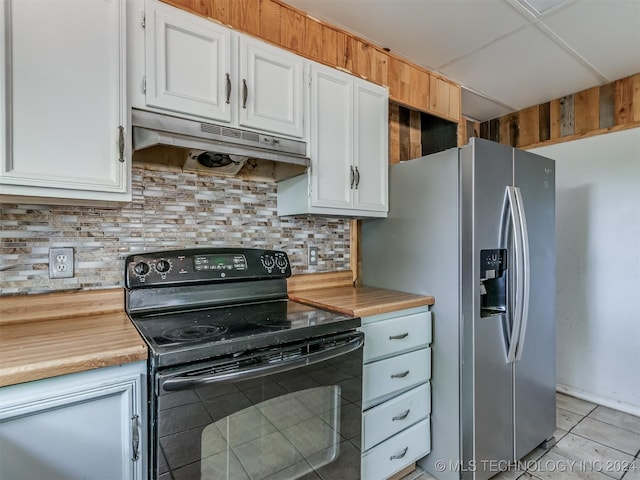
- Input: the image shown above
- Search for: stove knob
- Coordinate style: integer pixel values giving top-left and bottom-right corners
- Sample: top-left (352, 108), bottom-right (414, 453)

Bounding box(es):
top-left (155, 259), bottom-right (172, 273)
top-left (133, 261), bottom-right (150, 276)
top-left (275, 256), bottom-right (288, 269)
top-left (261, 255), bottom-right (275, 270)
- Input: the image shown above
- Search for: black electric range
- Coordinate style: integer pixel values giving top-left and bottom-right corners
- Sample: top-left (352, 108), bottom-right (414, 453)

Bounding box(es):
top-left (125, 248), bottom-right (364, 480)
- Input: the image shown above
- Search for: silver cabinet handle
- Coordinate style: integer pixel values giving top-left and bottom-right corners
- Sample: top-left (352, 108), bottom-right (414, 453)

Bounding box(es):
top-left (389, 332), bottom-right (409, 340)
top-left (242, 79), bottom-right (248, 108)
top-left (355, 166), bottom-right (360, 189)
top-left (390, 447), bottom-right (408, 460)
top-left (391, 370), bottom-right (410, 379)
top-left (118, 125), bottom-right (125, 163)
top-left (350, 166), bottom-right (355, 189)
top-left (131, 414), bottom-right (140, 461)
top-left (392, 409), bottom-right (410, 421)
top-left (225, 73), bottom-right (231, 104)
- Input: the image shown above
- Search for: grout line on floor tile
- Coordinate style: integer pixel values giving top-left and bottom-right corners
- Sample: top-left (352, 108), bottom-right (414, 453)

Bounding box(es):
top-left (557, 407), bottom-right (587, 434)
top-left (587, 409), bottom-right (640, 437)
top-left (568, 427), bottom-right (640, 459)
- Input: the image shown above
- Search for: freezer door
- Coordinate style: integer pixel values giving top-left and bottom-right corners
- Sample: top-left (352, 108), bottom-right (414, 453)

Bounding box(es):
top-left (513, 149), bottom-right (556, 460)
top-left (461, 139), bottom-right (514, 480)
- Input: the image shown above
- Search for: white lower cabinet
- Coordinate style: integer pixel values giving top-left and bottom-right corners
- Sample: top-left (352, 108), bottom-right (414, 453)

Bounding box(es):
top-left (362, 347), bottom-right (431, 410)
top-left (362, 382), bottom-right (431, 451)
top-left (361, 310), bottom-right (432, 363)
top-left (360, 307), bottom-right (432, 480)
top-left (362, 418), bottom-right (431, 480)
top-left (0, 362), bottom-right (146, 480)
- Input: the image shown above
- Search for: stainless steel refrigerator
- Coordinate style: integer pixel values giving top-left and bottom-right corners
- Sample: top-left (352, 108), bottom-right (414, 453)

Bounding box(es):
top-left (362, 138), bottom-right (556, 480)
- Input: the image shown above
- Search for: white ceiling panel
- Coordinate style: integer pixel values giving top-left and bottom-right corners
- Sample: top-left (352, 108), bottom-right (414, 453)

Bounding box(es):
top-left (541, 0), bottom-right (640, 81)
top-left (440, 24), bottom-right (602, 110)
top-left (283, 0), bottom-right (530, 69)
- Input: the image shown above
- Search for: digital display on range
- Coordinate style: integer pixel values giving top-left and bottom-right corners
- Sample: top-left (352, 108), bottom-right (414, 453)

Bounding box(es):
top-left (193, 254), bottom-right (247, 272)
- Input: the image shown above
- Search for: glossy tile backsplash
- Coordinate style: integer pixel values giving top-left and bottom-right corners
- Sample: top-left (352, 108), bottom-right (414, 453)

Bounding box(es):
top-left (0, 166), bottom-right (350, 295)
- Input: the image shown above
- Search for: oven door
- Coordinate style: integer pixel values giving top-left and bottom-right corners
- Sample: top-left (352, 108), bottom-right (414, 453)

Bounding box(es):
top-left (154, 331), bottom-right (364, 480)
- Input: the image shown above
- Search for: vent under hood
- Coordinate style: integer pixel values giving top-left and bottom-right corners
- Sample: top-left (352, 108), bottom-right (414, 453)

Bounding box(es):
top-left (131, 109), bottom-right (310, 174)
top-left (184, 151), bottom-right (249, 176)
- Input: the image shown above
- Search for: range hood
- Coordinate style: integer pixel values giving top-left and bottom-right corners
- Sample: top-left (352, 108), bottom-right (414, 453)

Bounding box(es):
top-left (131, 109), bottom-right (310, 175)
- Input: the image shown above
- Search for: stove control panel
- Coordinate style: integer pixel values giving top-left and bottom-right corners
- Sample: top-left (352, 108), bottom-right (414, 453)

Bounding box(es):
top-left (194, 254), bottom-right (246, 272)
top-left (125, 248), bottom-right (292, 288)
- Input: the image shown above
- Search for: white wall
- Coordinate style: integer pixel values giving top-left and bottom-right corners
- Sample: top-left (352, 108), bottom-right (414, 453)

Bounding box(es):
top-left (532, 127), bottom-right (640, 415)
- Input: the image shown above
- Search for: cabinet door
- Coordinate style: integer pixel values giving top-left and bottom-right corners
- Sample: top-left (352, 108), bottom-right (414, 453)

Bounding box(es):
top-left (0, 0), bottom-right (128, 201)
top-left (354, 80), bottom-right (389, 212)
top-left (238, 36), bottom-right (303, 138)
top-left (310, 64), bottom-right (353, 209)
top-left (0, 363), bottom-right (145, 480)
top-left (145, 0), bottom-right (231, 122)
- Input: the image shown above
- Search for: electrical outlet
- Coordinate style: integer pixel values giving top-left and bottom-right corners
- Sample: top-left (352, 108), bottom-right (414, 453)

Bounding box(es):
top-left (308, 246), bottom-right (318, 266)
top-left (49, 247), bottom-right (74, 279)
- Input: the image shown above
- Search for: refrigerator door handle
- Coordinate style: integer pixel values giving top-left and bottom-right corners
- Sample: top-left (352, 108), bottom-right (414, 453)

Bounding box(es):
top-left (506, 186), bottom-right (524, 364)
top-left (514, 186), bottom-right (530, 361)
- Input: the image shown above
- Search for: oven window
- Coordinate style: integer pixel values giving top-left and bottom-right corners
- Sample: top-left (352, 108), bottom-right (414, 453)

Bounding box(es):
top-left (202, 386), bottom-right (340, 479)
top-left (156, 336), bottom-right (363, 480)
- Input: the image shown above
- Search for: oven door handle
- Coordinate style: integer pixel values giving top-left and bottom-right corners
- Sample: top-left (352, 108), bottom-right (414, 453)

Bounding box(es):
top-left (161, 332), bottom-right (364, 392)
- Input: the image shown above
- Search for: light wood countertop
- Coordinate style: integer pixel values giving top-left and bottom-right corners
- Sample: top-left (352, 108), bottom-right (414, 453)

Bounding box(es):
top-left (0, 289), bottom-right (147, 387)
top-left (288, 285), bottom-right (434, 317)
top-left (0, 283), bottom-right (431, 386)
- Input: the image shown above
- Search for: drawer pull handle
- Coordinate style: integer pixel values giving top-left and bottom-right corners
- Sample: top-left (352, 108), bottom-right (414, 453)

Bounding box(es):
top-left (389, 332), bottom-right (409, 340)
top-left (392, 409), bottom-right (411, 421)
top-left (391, 370), bottom-right (410, 379)
top-left (390, 447), bottom-right (409, 460)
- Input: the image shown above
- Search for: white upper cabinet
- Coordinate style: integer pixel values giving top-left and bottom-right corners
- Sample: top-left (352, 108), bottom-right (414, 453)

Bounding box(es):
top-left (238, 36), bottom-right (304, 138)
top-left (310, 66), bottom-right (354, 209)
top-left (144, 0), bottom-right (231, 122)
top-left (353, 80), bottom-right (389, 212)
top-left (132, 0), bottom-right (305, 139)
top-left (0, 0), bottom-right (129, 204)
top-left (278, 63), bottom-right (388, 217)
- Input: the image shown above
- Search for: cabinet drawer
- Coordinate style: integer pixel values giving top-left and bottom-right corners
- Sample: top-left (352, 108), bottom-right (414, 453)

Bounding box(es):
top-left (361, 311), bottom-right (431, 362)
top-left (362, 348), bottom-right (431, 409)
top-left (361, 417), bottom-right (431, 480)
top-left (362, 382), bottom-right (430, 451)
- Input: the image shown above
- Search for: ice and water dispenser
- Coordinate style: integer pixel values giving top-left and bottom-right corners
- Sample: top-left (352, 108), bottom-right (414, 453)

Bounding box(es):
top-left (480, 249), bottom-right (508, 316)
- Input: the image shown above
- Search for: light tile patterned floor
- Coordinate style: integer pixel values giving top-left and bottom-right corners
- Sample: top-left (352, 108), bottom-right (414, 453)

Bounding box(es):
top-left (402, 393), bottom-right (640, 480)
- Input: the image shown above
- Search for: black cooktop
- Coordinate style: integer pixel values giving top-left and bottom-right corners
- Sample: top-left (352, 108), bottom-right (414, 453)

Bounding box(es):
top-left (124, 248), bottom-right (360, 368)
top-left (130, 299), bottom-right (359, 366)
